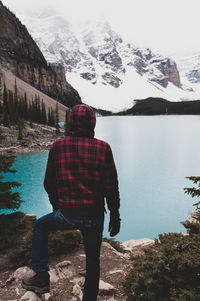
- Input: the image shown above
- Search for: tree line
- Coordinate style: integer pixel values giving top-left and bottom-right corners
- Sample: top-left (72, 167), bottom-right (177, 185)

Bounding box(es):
top-left (0, 80), bottom-right (58, 128)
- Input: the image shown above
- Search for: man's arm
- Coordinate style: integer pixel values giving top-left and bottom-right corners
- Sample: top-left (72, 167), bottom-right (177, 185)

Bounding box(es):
top-left (43, 145), bottom-right (59, 211)
top-left (103, 144), bottom-right (121, 236)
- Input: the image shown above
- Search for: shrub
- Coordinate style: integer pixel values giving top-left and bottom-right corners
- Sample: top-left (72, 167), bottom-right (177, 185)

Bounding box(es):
top-left (0, 213), bottom-right (82, 267)
top-left (124, 176), bottom-right (200, 301)
top-left (124, 233), bottom-right (200, 301)
top-left (9, 229), bottom-right (82, 267)
top-left (0, 212), bottom-right (29, 251)
top-left (48, 230), bottom-right (82, 256)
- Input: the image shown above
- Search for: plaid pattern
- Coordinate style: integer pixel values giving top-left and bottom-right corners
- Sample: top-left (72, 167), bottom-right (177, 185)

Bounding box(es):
top-left (69, 104), bottom-right (96, 138)
top-left (44, 105), bottom-right (120, 214)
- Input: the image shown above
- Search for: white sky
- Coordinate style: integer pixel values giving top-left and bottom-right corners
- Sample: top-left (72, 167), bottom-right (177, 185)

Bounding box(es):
top-left (3, 0), bottom-right (200, 57)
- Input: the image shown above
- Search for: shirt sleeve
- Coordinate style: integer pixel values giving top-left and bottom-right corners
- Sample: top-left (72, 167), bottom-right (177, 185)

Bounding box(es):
top-left (43, 145), bottom-right (58, 209)
top-left (103, 144), bottom-right (120, 212)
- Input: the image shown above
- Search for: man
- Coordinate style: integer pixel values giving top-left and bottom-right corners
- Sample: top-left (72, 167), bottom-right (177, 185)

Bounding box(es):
top-left (22, 104), bottom-right (120, 301)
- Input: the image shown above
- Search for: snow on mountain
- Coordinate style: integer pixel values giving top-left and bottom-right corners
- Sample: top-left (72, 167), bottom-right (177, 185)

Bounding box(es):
top-left (19, 10), bottom-right (200, 112)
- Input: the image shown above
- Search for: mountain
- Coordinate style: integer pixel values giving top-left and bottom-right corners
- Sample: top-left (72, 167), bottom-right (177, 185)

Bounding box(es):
top-left (17, 9), bottom-right (200, 112)
top-left (0, 1), bottom-right (81, 108)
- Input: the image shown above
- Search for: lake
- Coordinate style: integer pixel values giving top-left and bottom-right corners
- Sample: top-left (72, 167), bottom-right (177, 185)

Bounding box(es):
top-left (2, 115), bottom-right (200, 242)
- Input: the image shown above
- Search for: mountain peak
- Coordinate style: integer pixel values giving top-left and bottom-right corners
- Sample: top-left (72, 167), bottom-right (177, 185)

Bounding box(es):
top-left (13, 9), bottom-right (200, 111)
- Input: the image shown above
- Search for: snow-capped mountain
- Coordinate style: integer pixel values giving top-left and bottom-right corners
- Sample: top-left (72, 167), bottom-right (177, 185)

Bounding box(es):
top-left (19, 10), bottom-right (200, 112)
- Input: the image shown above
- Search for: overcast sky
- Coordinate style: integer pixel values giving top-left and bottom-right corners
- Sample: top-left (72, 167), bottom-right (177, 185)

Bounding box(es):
top-left (3, 0), bottom-right (200, 57)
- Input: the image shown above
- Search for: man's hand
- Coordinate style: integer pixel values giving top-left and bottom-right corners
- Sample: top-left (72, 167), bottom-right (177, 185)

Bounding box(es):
top-left (108, 210), bottom-right (121, 237)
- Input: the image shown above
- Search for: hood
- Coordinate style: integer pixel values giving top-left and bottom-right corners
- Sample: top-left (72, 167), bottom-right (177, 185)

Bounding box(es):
top-left (69, 104), bottom-right (96, 137)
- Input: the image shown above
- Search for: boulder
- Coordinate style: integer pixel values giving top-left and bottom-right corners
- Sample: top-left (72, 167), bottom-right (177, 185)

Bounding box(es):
top-left (99, 280), bottom-right (116, 295)
top-left (122, 238), bottom-right (154, 256)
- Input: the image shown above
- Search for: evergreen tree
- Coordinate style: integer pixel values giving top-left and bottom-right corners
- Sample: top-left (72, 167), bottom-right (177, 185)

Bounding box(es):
top-left (0, 132), bottom-right (23, 210)
top-left (64, 109), bottom-right (70, 136)
top-left (14, 79), bottom-right (18, 114)
top-left (0, 74), bottom-right (2, 102)
top-left (41, 100), bottom-right (47, 124)
top-left (0, 128), bottom-right (5, 142)
top-left (48, 108), bottom-right (51, 126)
top-left (55, 101), bottom-right (60, 134)
top-left (48, 107), bottom-right (55, 126)
top-left (17, 119), bottom-right (24, 141)
top-left (8, 90), bottom-right (15, 125)
top-left (0, 155), bottom-right (23, 210)
top-left (3, 84), bottom-right (9, 127)
top-left (182, 176), bottom-right (200, 233)
top-left (3, 83), bottom-right (8, 109)
top-left (3, 113), bottom-right (9, 127)
top-left (23, 92), bottom-right (28, 119)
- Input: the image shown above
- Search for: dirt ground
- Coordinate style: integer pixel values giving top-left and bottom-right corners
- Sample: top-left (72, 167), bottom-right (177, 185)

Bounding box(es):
top-left (0, 242), bottom-right (133, 301)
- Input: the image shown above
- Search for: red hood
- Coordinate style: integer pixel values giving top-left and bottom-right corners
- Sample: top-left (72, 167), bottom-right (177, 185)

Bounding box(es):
top-left (69, 104), bottom-right (96, 137)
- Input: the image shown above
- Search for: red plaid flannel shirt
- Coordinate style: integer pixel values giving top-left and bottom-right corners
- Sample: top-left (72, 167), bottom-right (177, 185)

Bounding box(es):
top-left (44, 105), bottom-right (120, 215)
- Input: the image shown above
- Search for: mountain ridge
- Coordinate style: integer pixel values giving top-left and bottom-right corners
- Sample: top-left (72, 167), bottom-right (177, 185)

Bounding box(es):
top-left (16, 9), bottom-right (200, 112)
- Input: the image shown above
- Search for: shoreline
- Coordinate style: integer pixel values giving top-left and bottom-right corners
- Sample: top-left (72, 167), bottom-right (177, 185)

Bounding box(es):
top-left (0, 122), bottom-right (64, 156)
top-left (0, 144), bottom-right (51, 155)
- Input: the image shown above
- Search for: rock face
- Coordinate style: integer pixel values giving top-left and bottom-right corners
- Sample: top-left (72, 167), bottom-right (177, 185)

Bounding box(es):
top-left (20, 12), bottom-right (181, 89)
top-left (0, 1), bottom-right (81, 107)
top-left (174, 52), bottom-right (200, 84)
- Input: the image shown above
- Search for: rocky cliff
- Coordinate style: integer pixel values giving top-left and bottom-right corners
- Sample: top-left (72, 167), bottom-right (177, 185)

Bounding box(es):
top-left (0, 1), bottom-right (81, 107)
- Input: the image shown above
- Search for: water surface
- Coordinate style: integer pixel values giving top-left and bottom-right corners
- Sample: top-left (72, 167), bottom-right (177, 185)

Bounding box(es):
top-left (2, 115), bottom-right (200, 241)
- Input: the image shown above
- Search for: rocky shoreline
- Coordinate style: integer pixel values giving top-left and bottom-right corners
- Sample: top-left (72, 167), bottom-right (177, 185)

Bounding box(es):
top-left (0, 237), bottom-right (154, 301)
top-left (0, 123), bottom-right (65, 155)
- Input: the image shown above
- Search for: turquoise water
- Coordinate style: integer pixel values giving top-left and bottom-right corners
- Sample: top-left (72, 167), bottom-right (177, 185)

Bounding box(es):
top-left (2, 115), bottom-right (200, 241)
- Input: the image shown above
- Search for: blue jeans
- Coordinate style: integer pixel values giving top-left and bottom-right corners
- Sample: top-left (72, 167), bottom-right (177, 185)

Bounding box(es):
top-left (32, 209), bottom-right (104, 301)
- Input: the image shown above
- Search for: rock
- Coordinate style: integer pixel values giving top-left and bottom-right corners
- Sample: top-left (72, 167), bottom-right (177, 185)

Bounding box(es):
top-left (42, 293), bottom-right (51, 301)
top-left (72, 284), bottom-right (83, 300)
top-left (5, 267), bottom-right (33, 286)
top-left (122, 238), bottom-right (154, 250)
top-left (49, 260), bottom-right (76, 283)
top-left (109, 269), bottom-right (124, 275)
top-left (101, 242), bottom-right (128, 259)
top-left (49, 268), bottom-right (60, 283)
top-left (70, 277), bottom-right (85, 286)
top-left (20, 291), bottom-right (42, 301)
top-left (99, 280), bottom-right (116, 295)
top-left (122, 238), bottom-right (154, 256)
top-left (101, 72), bottom-right (122, 87)
top-left (26, 215), bottom-right (37, 222)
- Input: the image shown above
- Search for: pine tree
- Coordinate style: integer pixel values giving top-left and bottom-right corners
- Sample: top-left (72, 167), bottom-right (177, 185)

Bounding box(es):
top-left (48, 108), bottom-right (51, 126)
top-left (0, 128), bottom-right (5, 142)
top-left (3, 84), bottom-right (9, 127)
top-left (17, 119), bottom-right (24, 141)
top-left (64, 109), bottom-right (70, 136)
top-left (14, 79), bottom-right (18, 115)
top-left (0, 74), bottom-right (2, 102)
top-left (3, 83), bottom-right (8, 109)
top-left (0, 135), bottom-right (23, 210)
top-left (8, 90), bottom-right (15, 125)
top-left (55, 101), bottom-right (60, 134)
top-left (0, 155), bottom-right (23, 210)
top-left (41, 100), bottom-right (47, 124)
top-left (23, 92), bottom-right (28, 119)
top-left (182, 176), bottom-right (200, 234)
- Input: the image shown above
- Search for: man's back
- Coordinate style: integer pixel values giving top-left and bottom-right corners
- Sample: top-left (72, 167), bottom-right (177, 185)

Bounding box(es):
top-left (44, 105), bottom-right (119, 217)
